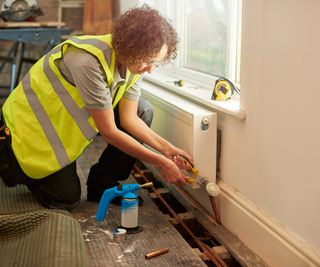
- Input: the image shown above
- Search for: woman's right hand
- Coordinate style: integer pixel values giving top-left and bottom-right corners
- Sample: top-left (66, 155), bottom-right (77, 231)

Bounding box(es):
top-left (158, 157), bottom-right (187, 185)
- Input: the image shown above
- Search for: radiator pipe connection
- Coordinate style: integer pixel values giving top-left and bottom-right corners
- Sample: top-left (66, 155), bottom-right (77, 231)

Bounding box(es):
top-left (133, 165), bottom-right (226, 266)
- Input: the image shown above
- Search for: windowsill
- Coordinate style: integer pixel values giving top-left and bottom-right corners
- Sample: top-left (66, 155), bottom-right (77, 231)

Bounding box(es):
top-left (141, 71), bottom-right (246, 120)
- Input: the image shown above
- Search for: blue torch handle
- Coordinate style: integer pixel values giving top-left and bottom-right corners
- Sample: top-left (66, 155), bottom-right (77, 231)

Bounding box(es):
top-left (95, 184), bottom-right (142, 222)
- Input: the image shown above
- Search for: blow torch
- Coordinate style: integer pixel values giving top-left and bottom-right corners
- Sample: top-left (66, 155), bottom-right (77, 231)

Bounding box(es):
top-left (96, 182), bottom-right (153, 233)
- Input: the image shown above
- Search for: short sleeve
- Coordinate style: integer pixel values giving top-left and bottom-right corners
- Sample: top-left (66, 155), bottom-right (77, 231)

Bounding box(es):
top-left (60, 46), bottom-right (112, 110)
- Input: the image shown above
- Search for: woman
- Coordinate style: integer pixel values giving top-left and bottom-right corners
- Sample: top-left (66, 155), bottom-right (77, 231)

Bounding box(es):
top-left (0, 5), bottom-right (192, 210)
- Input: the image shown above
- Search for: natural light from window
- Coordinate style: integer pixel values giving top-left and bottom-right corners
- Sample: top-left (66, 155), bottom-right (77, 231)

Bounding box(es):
top-left (138, 0), bottom-right (243, 117)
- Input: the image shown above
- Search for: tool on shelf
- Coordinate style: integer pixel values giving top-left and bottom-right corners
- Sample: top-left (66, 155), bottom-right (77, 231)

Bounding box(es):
top-left (167, 79), bottom-right (185, 87)
top-left (211, 77), bottom-right (240, 101)
top-left (0, 0), bottom-right (43, 22)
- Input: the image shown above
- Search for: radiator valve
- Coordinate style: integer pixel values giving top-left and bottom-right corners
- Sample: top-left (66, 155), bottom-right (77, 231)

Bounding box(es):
top-left (201, 117), bottom-right (209, 130)
top-left (178, 155), bottom-right (221, 197)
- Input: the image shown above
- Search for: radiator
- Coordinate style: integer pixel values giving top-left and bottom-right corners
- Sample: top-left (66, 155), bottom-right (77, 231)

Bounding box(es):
top-left (141, 84), bottom-right (217, 183)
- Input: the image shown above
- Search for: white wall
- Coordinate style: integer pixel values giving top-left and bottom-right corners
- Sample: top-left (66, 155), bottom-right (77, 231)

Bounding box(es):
top-left (216, 0), bottom-right (320, 265)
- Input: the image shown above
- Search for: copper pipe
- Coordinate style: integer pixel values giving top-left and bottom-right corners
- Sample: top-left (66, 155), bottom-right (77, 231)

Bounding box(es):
top-left (176, 185), bottom-right (220, 225)
top-left (145, 248), bottom-right (169, 259)
top-left (209, 195), bottom-right (221, 224)
top-left (138, 168), bottom-right (220, 225)
top-left (133, 165), bottom-right (226, 267)
top-left (201, 241), bottom-right (228, 267)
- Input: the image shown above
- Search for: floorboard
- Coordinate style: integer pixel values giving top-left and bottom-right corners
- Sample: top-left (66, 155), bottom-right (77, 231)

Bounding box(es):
top-left (72, 136), bottom-right (206, 267)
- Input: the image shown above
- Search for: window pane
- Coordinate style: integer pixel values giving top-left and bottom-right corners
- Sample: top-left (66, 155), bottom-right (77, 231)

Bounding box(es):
top-left (185, 0), bottom-right (230, 77)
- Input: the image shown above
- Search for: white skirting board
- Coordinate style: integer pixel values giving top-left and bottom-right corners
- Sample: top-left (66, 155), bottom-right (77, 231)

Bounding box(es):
top-left (217, 180), bottom-right (320, 267)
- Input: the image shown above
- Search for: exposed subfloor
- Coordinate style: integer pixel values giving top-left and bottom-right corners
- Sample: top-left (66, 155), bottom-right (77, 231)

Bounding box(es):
top-left (72, 135), bottom-right (207, 267)
top-left (74, 136), bottom-right (267, 267)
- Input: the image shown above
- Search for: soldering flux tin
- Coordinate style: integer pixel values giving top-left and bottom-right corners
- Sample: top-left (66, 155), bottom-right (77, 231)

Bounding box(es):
top-left (113, 228), bottom-right (126, 241)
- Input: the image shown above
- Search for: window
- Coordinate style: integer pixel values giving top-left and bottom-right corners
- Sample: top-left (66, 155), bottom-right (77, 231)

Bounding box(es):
top-left (139, 0), bottom-right (242, 86)
top-left (137, 0), bottom-right (243, 116)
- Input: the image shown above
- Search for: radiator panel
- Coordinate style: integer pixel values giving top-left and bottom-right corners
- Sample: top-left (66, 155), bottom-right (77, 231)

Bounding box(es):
top-left (142, 85), bottom-right (217, 183)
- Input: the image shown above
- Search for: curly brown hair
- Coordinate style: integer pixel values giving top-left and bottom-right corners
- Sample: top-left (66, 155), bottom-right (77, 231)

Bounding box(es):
top-left (112, 5), bottom-right (179, 66)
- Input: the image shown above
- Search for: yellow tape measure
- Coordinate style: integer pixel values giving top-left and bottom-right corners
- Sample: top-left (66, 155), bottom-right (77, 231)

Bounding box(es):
top-left (211, 78), bottom-right (239, 101)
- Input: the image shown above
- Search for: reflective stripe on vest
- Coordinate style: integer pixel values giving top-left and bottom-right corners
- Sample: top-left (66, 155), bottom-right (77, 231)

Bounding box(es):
top-left (22, 72), bottom-right (70, 168)
top-left (68, 36), bottom-right (112, 67)
top-left (44, 47), bottom-right (96, 141)
top-left (62, 35), bottom-right (115, 86)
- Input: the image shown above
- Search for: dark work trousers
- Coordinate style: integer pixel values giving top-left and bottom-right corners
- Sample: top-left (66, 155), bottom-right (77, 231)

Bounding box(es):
top-left (86, 98), bottom-right (154, 202)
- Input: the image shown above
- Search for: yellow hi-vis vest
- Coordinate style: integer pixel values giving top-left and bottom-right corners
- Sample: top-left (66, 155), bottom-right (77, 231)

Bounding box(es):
top-left (2, 34), bottom-right (140, 178)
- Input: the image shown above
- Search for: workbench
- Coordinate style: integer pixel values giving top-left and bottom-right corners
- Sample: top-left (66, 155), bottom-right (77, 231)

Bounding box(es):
top-left (0, 22), bottom-right (72, 92)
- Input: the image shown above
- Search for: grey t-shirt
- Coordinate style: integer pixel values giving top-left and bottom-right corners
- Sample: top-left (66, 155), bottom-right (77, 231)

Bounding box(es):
top-left (57, 46), bottom-right (141, 110)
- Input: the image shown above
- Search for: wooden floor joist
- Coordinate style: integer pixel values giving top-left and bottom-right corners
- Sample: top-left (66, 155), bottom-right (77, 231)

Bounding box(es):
top-left (133, 164), bottom-right (229, 267)
top-left (73, 136), bottom-right (207, 266)
top-left (134, 162), bottom-right (268, 267)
